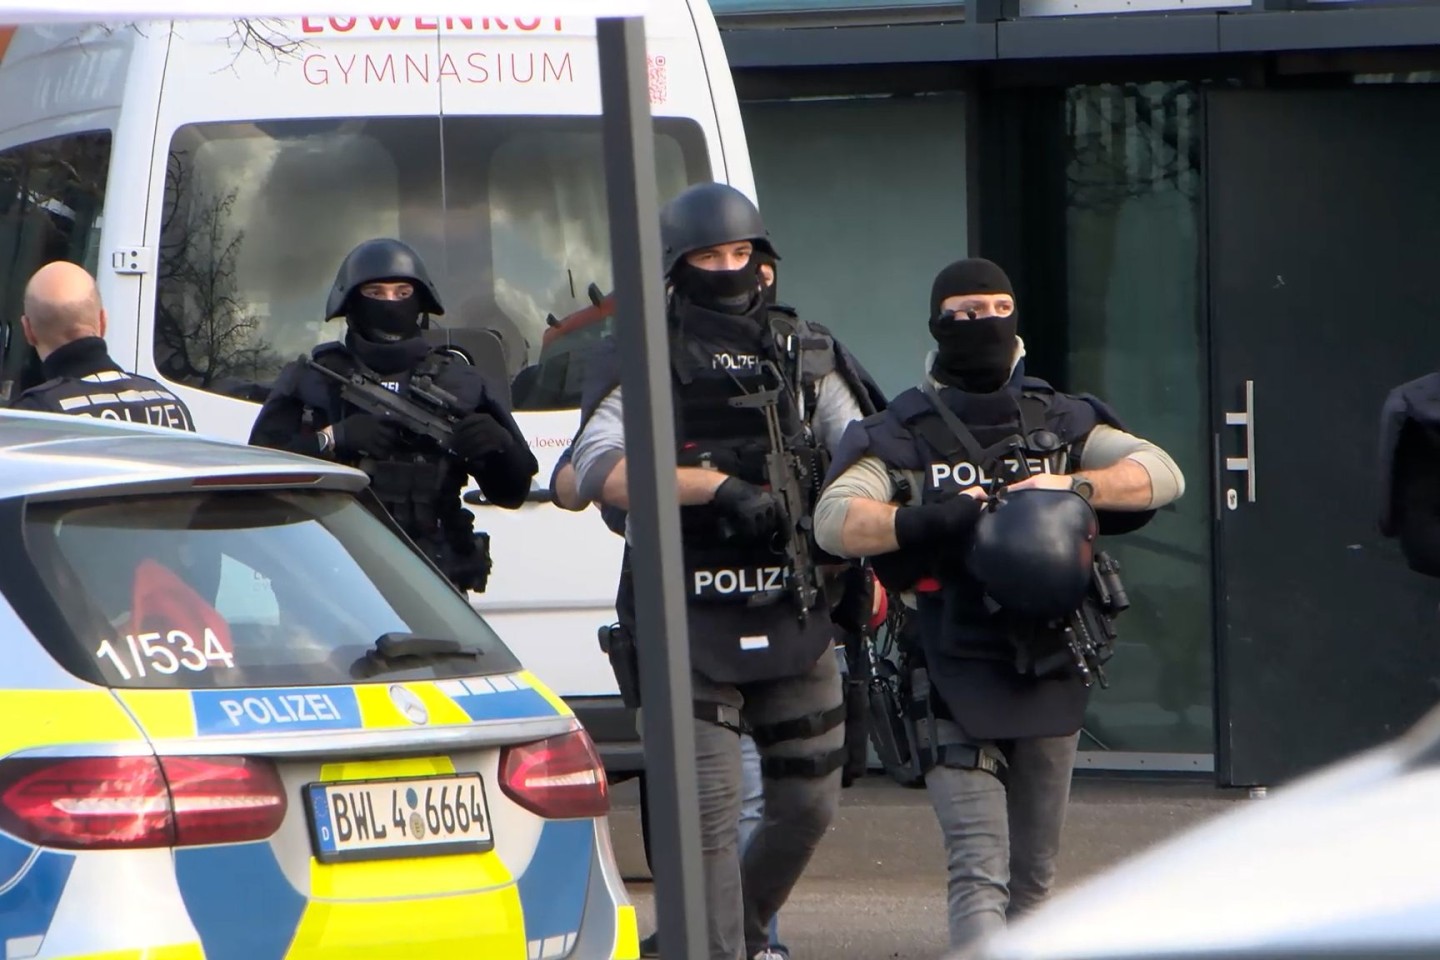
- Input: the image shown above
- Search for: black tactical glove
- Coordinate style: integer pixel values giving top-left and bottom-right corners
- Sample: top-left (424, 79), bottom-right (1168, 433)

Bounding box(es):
top-left (711, 476), bottom-right (782, 543)
top-left (893, 495), bottom-right (984, 550)
top-left (332, 413), bottom-right (401, 458)
top-left (452, 413), bottom-right (515, 463)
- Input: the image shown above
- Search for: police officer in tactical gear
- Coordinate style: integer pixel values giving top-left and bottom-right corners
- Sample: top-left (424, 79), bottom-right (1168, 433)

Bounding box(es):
top-left (8, 261), bottom-right (195, 429)
top-left (569, 181), bottom-right (883, 960)
top-left (814, 257), bottom-right (1185, 955)
top-left (1378, 372), bottom-right (1440, 577)
top-left (249, 238), bottom-right (537, 593)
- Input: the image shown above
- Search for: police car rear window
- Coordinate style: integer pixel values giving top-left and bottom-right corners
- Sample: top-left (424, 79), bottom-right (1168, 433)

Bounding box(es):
top-left (9, 489), bottom-right (521, 689)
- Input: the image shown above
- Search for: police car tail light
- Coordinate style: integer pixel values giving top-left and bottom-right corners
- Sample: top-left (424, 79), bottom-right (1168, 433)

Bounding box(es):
top-left (0, 757), bottom-right (175, 849)
top-left (159, 756), bottom-right (287, 846)
top-left (499, 729), bottom-right (609, 820)
top-left (0, 756), bottom-right (286, 850)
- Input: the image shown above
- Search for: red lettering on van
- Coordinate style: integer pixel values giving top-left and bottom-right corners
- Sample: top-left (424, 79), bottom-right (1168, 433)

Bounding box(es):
top-left (299, 16), bottom-right (566, 34)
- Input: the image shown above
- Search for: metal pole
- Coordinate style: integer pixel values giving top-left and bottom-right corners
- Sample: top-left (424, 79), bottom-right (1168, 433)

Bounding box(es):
top-left (597, 15), bottom-right (708, 960)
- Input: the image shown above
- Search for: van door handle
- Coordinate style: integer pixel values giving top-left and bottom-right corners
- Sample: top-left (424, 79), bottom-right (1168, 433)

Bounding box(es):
top-left (1224, 379), bottom-right (1256, 504)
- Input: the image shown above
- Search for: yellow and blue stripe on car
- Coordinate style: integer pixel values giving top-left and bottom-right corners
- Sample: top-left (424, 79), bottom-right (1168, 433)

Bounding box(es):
top-left (0, 673), bottom-right (638, 960)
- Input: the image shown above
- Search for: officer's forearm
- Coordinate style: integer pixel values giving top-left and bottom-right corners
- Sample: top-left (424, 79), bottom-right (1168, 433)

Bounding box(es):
top-left (836, 498), bottom-right (902, 557)
top-left (249, 401), bottom-right (331, 459)
top-left (551, 462), bottom-right (587, 511)
top-left (1081, 457), bottom-right (1154, 510)
top-left (599, 459), bottom-right (727, 509)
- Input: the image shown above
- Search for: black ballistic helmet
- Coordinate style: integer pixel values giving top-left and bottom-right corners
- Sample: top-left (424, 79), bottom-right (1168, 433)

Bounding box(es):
top-left (967, 488), bottom-right (1098, 620)
top-left (325, 238), bottom-right (445, 321)
top-left (659, 182), bottom-right (778, 277)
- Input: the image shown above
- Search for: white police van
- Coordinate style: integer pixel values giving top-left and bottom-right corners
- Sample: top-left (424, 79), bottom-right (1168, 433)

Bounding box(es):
top-left (0, 5), bottom-right (757, 778)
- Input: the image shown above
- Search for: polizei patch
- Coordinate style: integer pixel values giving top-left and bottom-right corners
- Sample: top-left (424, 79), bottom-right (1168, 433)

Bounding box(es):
top-left (692, 566), bottom-right (788, 597)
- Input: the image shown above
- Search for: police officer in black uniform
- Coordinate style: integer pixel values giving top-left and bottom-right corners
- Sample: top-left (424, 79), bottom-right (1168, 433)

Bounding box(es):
top-left (249, 238), bottom-right (537, 594)
top-left (1378, 372), bottom-right (1440, 577)
top-left (814, 258), bottom-right (1185, 955)
top-left (568, 182), bottom-right (883, 960)
top-left (8, 261), bottom-right (194, 429)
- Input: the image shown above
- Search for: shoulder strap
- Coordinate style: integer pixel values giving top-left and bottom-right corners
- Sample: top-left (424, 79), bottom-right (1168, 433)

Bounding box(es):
top-left (766, 310), bottom-right (833, 426)
top-left (1018, 390), bottom-right (1050, 439)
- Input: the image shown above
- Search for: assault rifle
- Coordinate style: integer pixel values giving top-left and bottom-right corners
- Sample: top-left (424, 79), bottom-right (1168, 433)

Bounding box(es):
top-left (1062, 550), bottom-right (1130, 688)
top-left (728, 364), bottom-right (820, 624)
top-left (304, 356), bottom-right (464, 455)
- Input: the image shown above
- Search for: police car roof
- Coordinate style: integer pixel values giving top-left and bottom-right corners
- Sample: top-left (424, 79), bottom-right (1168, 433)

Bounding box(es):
top-left (0, 409), bottom-right (369, 501)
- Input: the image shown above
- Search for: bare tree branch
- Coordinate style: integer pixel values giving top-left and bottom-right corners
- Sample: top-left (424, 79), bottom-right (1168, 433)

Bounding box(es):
top-left (219, 17), bottom-right (310, 72)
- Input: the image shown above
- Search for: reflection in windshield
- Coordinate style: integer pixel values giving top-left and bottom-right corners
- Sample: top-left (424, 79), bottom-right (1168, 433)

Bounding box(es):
top-left (155, 116), bottom-right (709, 409)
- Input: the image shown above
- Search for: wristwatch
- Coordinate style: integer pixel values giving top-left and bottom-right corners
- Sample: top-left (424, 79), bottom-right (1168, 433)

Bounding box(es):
top-left (1069, 475), bottom-right (1095, 502)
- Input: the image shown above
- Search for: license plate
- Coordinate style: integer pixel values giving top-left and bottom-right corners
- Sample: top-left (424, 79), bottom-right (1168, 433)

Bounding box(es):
top-left (303, 773), bottom-right (493, 864)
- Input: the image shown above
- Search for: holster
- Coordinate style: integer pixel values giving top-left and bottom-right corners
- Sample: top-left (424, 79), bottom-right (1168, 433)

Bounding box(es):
top-left (837, 633), bottom-right (872, 787)
top-left (598, 622), bottom-right (643, 709)
top-left (438, 528), bottom-right (492, 595)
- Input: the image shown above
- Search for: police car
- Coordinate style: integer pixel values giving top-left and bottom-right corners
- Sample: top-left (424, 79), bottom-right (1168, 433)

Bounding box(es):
top-left (0, 410), bottom-right (638, 960)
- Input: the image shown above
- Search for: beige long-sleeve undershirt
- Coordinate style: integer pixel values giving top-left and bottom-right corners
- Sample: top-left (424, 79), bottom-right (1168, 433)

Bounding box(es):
top-left (813, 422), bottom-right (1185, 559)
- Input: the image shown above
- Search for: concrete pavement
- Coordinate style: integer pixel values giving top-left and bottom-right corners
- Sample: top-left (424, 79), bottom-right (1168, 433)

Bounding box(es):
top-left (605, 774), bottom-right (1249, 959)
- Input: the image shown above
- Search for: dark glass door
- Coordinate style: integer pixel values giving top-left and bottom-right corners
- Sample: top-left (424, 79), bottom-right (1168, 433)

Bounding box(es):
top-left (1207, 87), bottom-right (1440, 787)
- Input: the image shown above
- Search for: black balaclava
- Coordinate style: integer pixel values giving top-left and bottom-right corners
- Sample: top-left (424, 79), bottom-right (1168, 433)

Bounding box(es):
top-left (348, 284), bottom-right (423, 344)
top-left (927, 257), bottom-right (1018, 393)
top-left (753, 250), bottom-right (779, 306)
top-left (671, 257), bottom-right (762, 317)
top-left (344, 283), bottom-right (430, 374)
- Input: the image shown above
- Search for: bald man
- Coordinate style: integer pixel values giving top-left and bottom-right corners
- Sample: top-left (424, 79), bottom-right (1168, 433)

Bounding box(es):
top-left (8, 261), bottom-right (194, 430)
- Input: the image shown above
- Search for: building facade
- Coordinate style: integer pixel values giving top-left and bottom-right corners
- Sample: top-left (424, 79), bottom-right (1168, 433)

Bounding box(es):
top-left (716, 0), bottom-right (1440, 788)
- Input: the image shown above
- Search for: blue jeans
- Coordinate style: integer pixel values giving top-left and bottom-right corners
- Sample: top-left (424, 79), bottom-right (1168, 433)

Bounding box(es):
top-left (739, 733), bottom-right (782, 949)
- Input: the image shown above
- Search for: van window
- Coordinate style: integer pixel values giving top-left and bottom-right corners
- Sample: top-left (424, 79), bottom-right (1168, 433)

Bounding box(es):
top-left (154, 116), bottom-right (710, 410)
top-left (11, 488), bottom-right (522, 690)
top-left (0, 131), bottom-right (112, 403)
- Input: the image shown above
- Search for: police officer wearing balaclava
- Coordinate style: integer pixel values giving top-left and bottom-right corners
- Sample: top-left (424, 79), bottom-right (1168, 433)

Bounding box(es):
top-left (1378, 371), bottom-right (1440, 577)
top-left (250, 238), bottom-right (537, 594)
top-left (814, 257), bottom-right (1185, 955)
top-left (569, 182), bottom-right (883, 960)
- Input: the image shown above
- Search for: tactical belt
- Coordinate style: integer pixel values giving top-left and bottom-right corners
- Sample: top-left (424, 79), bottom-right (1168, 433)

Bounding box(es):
top-left (760, 747), bottom-right (848, 780)
top-left (748, 703), bottom-right (848, 748)
top-left (695, 701), bottom-right (743, 735)
top-left (694, 700), bottom-right (849, 780)
top-left (935, 743), bottom-right (1009, 789)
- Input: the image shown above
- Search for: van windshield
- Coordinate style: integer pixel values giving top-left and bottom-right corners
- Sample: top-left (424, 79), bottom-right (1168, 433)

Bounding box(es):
top-left (153, 115), bottom-right (711, 410)
top-left (10, 488), bottom-right (522, 690)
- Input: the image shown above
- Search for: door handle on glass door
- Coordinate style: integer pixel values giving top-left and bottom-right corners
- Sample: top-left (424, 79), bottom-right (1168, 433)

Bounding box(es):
top-left (1224, 379), bottom-right (1256, 504)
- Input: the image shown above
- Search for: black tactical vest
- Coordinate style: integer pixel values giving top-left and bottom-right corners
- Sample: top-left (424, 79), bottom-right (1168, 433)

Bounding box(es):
top-left (285, 341), bottom-right (493, 592)
top-left (907, 385), bottom-right (1092, 663)
top-left (17, 369), bottom-right (196, 431)
top-left (615, 304), bottom-right (836, 686)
